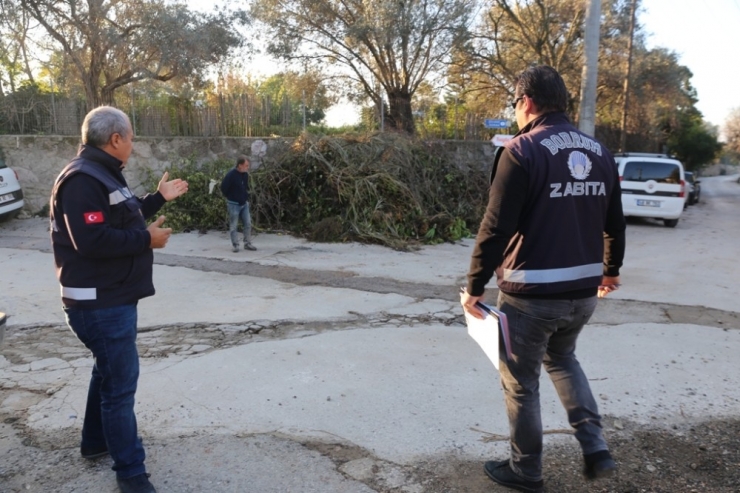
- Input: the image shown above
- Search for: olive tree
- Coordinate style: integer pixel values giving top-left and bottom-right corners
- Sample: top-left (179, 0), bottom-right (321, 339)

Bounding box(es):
top-left (0, 0), bottom-right (36, 94)
top-left (13, 0), bottom-right (246, 108)
top-left (250, 0), bottom-right (474, 135)
top-left (452, 0), bottom-right (587, 117)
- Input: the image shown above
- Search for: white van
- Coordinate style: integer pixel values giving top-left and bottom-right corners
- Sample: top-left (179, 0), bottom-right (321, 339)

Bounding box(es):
top-left (0, 160), bottom-right (25, 221)
top-left (614, 152), bottom-right (686, 228)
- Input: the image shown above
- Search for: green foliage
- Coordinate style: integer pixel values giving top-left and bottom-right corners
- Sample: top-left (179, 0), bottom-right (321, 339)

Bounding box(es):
top-left (143, 156), bottom-right (234, 232)
top-left (141, 136), bottom-right (486, 248)
top-left (251, 0), bottom-right (474, 135)
top-left (17, 0), bottom-right (245, 107)
top-left (665, 109), bottom-right (722, 170)
top-left (257, 72), bottom-right (330, 126)
top-left (249, 133), bottom-right (487, 249)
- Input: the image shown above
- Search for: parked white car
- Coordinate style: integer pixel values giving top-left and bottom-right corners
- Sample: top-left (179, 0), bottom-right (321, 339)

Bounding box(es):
top-left (0, 160), bottom-right (25, 221)
top-left (615, 152), bottom-right (687, 228)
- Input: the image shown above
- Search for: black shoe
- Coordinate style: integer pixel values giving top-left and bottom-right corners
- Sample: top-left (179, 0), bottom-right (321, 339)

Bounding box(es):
top-left (80, 444), bottom-right (109, 460)
top-left (244, 242), bottom-right (257, 251)
top-left (484, 460), bottom-right (543, 493)
top-left (117, 473), bottom-right (156, 493)
top-left (583, 450), bottom-right (617, 480)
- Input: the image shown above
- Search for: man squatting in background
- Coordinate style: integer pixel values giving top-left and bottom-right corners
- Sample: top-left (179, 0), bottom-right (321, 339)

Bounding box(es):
top-left (50, 106), bottom-right (188, 493)
top-left (221, 155), bottom-right (257, 252)
top-left (461, 65), bottom-right (626, 493)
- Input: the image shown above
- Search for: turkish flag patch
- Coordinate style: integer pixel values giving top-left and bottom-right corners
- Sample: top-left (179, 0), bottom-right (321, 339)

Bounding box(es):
top-left (84, 211), bottom-right (104, 224)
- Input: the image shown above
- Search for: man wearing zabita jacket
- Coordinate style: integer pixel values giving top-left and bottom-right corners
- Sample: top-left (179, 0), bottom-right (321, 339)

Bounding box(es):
top-left (50, 106), bottom-right (188, 493)
top-left (461, 65), bottom-right (626, 493)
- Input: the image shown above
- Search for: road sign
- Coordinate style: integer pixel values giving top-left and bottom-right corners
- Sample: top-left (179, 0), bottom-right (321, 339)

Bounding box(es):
top-left (484, 119), bottom-right (510, 129)
top-left (491, 134), bottom-right (514, 147)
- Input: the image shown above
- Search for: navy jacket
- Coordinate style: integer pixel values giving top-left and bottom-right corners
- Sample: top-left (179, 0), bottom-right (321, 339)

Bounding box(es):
top-left (50, 145), bottom-right (166, 308)
top-left (220, 167), bottom-right (250, 205)
top-left (467, 112), bottom-right (626, 297)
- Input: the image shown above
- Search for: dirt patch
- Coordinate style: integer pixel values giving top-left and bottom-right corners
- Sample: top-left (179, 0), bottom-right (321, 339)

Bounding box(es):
top-left (417, 419), bottom-right (740, 492)
top-left (3, 415), bottom-right (739, 492)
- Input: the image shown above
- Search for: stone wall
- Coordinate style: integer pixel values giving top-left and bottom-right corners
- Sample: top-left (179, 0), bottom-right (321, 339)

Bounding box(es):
top-left (0, 135), bottom-right (495, 215)
top-left (0, 136), bottom-right (280, 215)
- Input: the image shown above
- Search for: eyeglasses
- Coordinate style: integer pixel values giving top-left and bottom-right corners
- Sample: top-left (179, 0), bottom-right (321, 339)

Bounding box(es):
top-left (510, 96), bottom-right (525, 110)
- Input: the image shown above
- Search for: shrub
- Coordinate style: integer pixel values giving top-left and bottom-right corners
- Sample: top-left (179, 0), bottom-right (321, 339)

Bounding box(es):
top-left (250, 132), bottom-right (488, 249)
top-left (144, 134), bottom-right (489, 249)
top-left (144, 156), bottom-right (233, 233)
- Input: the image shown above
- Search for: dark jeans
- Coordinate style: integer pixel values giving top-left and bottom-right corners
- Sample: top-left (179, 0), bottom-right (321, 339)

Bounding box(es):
top-left (64, 304), bottom-right (146, 479)
top-left (497, 291), bottom-right (607, 481)
top-left (227, 201), bottom-right (252, 246)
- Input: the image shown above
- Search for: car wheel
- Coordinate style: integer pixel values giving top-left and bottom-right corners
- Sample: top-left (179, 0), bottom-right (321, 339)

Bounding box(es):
top-left (664, 218), bottom-right (679, 228)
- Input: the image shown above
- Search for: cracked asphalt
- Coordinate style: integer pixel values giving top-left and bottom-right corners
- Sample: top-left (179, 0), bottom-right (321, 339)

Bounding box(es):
top-left (1, 174), bottom-right (739, 492)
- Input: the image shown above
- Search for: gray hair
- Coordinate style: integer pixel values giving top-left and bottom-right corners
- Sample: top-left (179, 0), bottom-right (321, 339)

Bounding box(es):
top-left (81, 106), bottom-right (132, 147)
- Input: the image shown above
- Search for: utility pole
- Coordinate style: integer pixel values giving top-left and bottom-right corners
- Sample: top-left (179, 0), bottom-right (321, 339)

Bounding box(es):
top-left (619, 0), bottom-right (638, 152)
top-left (578, 0), bottom-right (601, 137)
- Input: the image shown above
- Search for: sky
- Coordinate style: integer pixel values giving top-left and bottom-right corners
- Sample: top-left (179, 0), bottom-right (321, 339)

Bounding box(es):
top-left (640, 0), bottom-right (740, 134)
top-left (189, 0), bottom-right (740, 132)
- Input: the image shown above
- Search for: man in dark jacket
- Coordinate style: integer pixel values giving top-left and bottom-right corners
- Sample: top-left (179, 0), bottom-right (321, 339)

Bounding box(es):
top-left (220, 155), bottom-right (256, 252)
top-left (50, 106), bottom-right (188, 493)
top-left (461, 66), bottom-right (626, 493)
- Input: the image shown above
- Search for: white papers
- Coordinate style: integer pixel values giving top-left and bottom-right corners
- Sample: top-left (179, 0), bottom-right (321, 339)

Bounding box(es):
top-left (464, 302), bottom-right (513, 370)
top-left (465, 310), bottom-right (501, 369)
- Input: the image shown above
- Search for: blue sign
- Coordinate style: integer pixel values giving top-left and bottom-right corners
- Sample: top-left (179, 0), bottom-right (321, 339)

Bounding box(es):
top-left (484, 119), bottom-right (510, 129)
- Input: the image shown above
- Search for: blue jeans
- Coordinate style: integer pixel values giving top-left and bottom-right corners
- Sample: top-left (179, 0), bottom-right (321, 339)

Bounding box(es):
top-left (496, 291), bottom-right (607, 481)
top-left (227, 201), bottom-right (252, 247)
top-left (64, 304), bottom-right (146, 479)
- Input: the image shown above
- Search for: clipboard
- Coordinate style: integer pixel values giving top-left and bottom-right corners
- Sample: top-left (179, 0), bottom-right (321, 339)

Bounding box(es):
top-left (461, 289), bottom-right (513, 369)
top-left (474, 301), bottom-right (513, 362)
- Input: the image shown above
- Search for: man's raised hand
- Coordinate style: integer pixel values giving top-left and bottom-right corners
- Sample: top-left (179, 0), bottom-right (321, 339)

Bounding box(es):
top-left (157, 171), bottom-right (189, 201)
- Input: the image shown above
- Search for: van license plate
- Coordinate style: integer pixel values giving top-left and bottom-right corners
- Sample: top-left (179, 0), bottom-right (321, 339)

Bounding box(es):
top-left (636, 199), bottom-right (661, 207)
top-left (0, 193), bottom-right (14, 204)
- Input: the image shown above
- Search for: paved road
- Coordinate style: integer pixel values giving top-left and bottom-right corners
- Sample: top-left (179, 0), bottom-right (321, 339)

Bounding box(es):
top-left (0, 174), bottom-right (739, 492)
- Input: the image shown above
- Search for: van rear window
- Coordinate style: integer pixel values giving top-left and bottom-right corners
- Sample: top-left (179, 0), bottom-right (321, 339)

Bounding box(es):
top-left (622, 161), bottom-right (680, 183)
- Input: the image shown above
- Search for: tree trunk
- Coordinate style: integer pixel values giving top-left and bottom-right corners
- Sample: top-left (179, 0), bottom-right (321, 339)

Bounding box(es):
top-left (386, 90), bottom-right (416, 135)
top-left (83, 83), bottom-right (98, 112)
top-left (101, 86), bottom-right (116, 106)
top-left (84, 59), bottom-right (105, 110)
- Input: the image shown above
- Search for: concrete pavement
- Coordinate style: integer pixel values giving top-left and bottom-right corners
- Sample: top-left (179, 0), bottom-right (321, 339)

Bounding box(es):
top-left (1, 175), bottom-right (739, 492)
